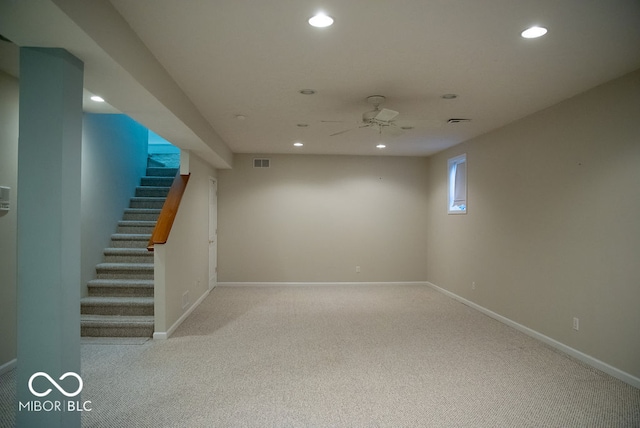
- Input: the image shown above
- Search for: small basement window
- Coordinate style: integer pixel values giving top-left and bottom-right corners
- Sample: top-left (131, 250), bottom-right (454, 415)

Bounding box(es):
top-left (448, 154), bottom-right (467, 214)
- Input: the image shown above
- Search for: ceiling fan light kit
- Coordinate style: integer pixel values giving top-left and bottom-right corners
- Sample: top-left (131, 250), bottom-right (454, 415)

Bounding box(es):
top-left (371, 108), bottom-right (400, 122)
top-left (366, 95), bottom-right (386, 105)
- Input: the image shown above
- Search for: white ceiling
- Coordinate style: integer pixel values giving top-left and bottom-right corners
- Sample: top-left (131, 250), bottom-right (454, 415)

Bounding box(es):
top-left (108, 0), bottom-right (640, 157)
top-left (2, 0), bottom-right (640, 163)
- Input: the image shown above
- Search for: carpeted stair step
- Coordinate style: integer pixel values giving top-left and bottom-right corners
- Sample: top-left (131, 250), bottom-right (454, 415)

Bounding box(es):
top-left (146, 167), bottom-right (179, 177)
top-left (147, 157), bottom-right (165, 168)
top-left (130, 197), bottom-right (166, 209)
top-left (103, 248), bottom-right (154, 263)
top-left (141, 176), bottom-right (174, 187)
top-left (135, 186), bottom-right (170, 198)
top-left (110, 233), bottom-right (152, 248)
top-left (80, 167), bottom-right (174, 339)
top-left (117, 220), bottom-right (157, 234)
top-left (122, 208), bottom-right (161, 221)
top-left (87, 279), bottom-right (154, 297)
top-left (147, 154), bottom-right (180, 169)
top-left (96, 263), bottom-right (154, 280)
top-left (81, 296), bottom-right (154, 316)
top-left (81, 314), bottom-right (154, 338)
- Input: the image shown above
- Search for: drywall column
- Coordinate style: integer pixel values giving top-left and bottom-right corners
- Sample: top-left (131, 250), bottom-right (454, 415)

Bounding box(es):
top-left (17, 48), bottom-right (83, 428)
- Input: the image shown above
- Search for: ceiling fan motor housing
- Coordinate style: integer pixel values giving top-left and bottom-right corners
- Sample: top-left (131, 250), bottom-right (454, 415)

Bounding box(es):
top-left (363, 108), bottom-right (399, 123)
top-left (362, 96), bottom-right (399, 123)
top-left (362, 110), bottom-right (379, 122)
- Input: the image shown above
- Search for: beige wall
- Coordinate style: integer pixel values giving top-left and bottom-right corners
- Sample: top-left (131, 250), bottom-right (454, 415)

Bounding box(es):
top-left (426, 70), bottom-right (640, 378)
top-left (154, 152), bottom-right (216, 335)
top-left (218, 154), bottom-right (429, 283)
top-left (0, 71), bottom-right (19, 370)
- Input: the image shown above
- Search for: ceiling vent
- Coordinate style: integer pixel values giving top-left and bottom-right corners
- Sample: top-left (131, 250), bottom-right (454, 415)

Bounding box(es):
top-left (253, 158), bottom-right (270, 168)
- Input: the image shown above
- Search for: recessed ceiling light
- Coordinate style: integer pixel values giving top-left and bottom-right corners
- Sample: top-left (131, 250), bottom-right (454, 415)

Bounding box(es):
top-left (294, 142), bottom-right (304, 147)
top-left (90, 95), bottom-right (105, 102)
top-left (441, 94), bottom-right (458, 100)
top-left (299, 89), bottom-right (316, 95)
top-left (308, 13), bottom-right (334, 28)
top-left (521, 26), bottom-right (548, 39)
top-left (235, 114), bottom-right (247, 120)
top-left (376, 144), bottom-right (386, 149)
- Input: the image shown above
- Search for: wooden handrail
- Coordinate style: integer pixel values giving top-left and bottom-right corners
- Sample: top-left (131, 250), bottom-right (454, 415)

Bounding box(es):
top-left (147, 173), bottom-right (190, 251)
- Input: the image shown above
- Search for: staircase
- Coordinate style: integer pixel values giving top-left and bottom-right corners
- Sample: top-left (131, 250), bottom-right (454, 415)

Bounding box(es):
top-left (80, 167), bottom-right (177, 338)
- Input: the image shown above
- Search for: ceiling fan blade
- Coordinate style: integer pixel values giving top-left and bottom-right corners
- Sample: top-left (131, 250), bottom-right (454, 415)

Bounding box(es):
top-left (375, 108), bottom-right (399, 122)
top-left (395, 118), bottom-right (443, 129)
top-left (384, 124), bottom-right (404, 137)
top-left (330, 128), bottom-right (354, 136)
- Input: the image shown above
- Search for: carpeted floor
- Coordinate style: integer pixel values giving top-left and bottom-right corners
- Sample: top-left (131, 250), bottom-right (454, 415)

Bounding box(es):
top-left (1, 284), bottom-right (639, 427)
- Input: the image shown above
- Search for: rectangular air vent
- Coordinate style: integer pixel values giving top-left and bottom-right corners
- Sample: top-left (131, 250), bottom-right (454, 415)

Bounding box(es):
top-left (253, 158), bottom-right (270, 168)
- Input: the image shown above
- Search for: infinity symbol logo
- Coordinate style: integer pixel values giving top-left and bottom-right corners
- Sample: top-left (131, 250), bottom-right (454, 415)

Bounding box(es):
top-left (28, 372), bottom-right (83, 398)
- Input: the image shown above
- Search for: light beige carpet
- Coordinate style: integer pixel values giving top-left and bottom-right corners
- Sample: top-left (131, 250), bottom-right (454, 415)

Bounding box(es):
top-left (1, 284), bottom-right (639, 427)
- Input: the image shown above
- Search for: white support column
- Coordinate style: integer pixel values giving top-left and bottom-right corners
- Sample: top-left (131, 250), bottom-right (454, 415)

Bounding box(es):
top-left (153, 244), bottom-right (168, 339)
top-left (17, 47), bottom-right (84, 428)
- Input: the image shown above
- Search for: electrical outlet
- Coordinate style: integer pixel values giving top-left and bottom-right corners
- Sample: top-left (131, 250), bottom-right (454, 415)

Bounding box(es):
top-left (356, 266), bottom-right (361, 273)
top-left (573, 317), bottom-right (579, 331)
top-left (472, 281), bottom-right (476, 290)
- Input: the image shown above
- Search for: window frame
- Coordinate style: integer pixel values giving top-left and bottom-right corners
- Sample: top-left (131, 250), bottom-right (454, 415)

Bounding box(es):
top-left (447, 154), bottom-right (467, 215)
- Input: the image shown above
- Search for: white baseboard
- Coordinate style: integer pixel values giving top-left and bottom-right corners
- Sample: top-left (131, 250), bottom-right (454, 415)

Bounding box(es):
top-left (0, 358), bottom-right (17, 376)
top-left (217, 281), bottom-right (429, 287)
top-left (153, 289), bottom-right (211, 340)
top-left (426, 281), bottom-right (640, 389)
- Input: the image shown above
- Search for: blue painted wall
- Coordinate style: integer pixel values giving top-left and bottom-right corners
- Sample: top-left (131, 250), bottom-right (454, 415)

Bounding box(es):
top-left (81, 113), bottom-right (148, 294)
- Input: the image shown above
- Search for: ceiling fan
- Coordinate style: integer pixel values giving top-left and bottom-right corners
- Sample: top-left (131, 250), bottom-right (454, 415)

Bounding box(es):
top-left (328, 95), bottom-right (405, 137)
